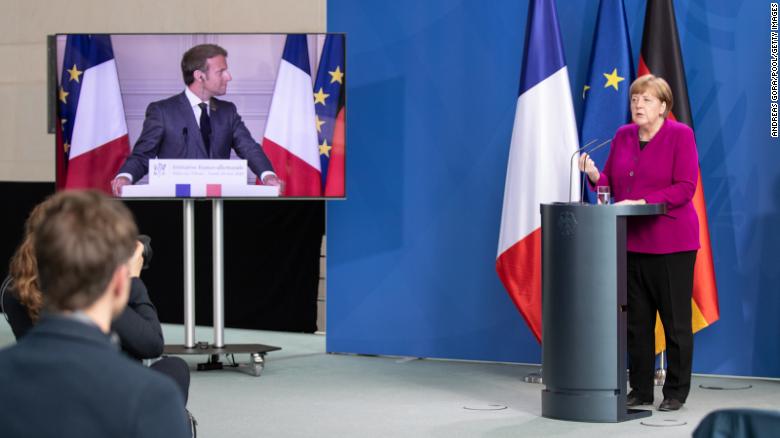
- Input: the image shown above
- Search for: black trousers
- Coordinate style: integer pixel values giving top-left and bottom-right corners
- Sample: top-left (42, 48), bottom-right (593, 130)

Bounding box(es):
top-left (627, 250), bottom-right (697, 403)
top-left (150, 356), bottom-right (190, 404)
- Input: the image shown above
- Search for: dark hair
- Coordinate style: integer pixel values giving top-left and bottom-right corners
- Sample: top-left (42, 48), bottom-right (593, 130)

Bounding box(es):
top-left (181, 44), bottom-right (228, 86)
top-left (33, 190), bottom-right (138, 312)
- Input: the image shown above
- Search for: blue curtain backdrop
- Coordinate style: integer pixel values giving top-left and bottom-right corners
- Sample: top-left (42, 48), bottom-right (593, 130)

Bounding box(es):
top-left (326, 0), bottom-right (780, 377)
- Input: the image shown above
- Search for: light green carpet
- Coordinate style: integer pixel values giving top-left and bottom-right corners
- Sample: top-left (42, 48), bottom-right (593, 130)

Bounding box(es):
top-left (2, 322), bottom-right (778, 437)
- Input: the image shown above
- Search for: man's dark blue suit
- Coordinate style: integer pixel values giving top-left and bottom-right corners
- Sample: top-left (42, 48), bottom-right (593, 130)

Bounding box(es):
top-left (118, 91), bottom-right (274, 182)
top-left (0, 315), bottom-right (189, 438)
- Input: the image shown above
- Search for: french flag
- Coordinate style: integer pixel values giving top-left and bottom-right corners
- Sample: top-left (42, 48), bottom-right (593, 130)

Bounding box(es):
top-left (262, 35), bottom-right (322, 196)
top-left (58, 35), bottom-right (130, 195)
top-left (496, 0), bottom-right (579, 342)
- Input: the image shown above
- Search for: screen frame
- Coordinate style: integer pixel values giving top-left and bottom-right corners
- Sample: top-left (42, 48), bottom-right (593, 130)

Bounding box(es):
top-left (49, 32), bottom-right (347, 201)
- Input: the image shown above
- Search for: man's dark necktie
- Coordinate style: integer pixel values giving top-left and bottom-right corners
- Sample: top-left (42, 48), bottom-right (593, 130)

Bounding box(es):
top-left (198, 102), bottom-right (211, 157)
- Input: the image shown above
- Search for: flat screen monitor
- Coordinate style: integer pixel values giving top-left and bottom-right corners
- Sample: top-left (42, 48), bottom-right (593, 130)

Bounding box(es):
top-left (51, 33), bottom-right (345, 199)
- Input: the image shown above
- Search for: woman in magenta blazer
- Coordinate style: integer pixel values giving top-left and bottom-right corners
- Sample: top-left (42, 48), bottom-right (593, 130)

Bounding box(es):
top-left (579, 75), bottom-right (699, 412)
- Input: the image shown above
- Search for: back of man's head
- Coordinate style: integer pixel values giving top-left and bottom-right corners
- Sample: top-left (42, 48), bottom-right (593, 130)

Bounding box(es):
top-left (33, 190), bottom-right (138, 312)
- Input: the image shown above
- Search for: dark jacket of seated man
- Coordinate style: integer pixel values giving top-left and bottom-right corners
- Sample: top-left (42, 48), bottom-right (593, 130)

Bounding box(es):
top-left (0, 314), bottom-right (189, 438)
top-left (2, 277), bottom-right (164, 360)
top-left (2, 276), bottom-right (191, 405)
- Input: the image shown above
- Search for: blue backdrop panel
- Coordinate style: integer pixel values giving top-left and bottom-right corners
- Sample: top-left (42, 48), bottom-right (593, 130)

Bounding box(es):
top-left (327, 0), bottom-right (780, 377)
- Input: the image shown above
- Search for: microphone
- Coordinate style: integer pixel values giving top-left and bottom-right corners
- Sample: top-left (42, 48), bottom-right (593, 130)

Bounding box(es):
top-left (574, 139), bottom-right (612, 203)
top-left (568, 138), bottom-right (599, 203)
top-left (182, 127), bottom-right (188, 144)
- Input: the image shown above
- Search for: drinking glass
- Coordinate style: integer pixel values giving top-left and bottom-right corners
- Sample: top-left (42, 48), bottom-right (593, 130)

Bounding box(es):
top-left (597, 186), bottom-right (610, 205)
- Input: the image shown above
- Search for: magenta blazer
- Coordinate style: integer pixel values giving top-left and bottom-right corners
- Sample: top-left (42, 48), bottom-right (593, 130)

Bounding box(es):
top-left (594, 119), bottom-right (700, 254)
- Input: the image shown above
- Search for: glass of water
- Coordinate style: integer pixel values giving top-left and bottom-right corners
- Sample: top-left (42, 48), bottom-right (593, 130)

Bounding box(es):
top-left (597, 186), bottom-right (610, 205)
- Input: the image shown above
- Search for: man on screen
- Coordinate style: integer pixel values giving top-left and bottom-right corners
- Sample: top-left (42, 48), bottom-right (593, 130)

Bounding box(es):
top-left (112, 44), bottom-right (282, 195)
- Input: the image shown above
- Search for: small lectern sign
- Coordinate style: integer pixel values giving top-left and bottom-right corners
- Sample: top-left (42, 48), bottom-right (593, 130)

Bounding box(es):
top-left (149, 159), bottom-right (247, 186)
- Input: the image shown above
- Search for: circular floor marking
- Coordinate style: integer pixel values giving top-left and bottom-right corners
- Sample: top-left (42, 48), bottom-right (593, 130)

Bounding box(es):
top-left (462, 404), bottom-right (508, 411)
top-left (640, 418), bottom-right (687, 427)
top-left (699, 383), bottom-right (753, 390)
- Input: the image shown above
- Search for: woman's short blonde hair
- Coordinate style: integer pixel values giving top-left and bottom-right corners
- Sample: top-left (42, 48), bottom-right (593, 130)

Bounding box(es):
top-left (630, 75), bottom-right (674, 118)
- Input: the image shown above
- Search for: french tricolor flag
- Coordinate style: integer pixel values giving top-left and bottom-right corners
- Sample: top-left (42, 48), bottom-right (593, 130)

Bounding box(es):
top-left (57, 35), bottom-right (130, 195)
top-left (262, 35), bottom-right (322, 196)
top-left (496, 0), bottom-right (579, 342)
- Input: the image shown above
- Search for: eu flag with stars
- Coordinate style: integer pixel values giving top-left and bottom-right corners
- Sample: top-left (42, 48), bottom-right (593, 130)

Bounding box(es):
top-left (57, 35), bottom-right (94, 188)
top-left (579, 0), bottom-right (634, 203)
top-left (313, 34), bottom-right (345, 196)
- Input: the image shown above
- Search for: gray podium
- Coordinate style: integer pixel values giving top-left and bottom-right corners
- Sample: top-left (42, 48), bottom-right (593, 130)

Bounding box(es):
top-left (540, 202), bottom-right (665, 422)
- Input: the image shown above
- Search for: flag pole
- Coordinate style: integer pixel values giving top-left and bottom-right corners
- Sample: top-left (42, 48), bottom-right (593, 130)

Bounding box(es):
top-left (655, 351), bottom-right (666, 386)
top-left (524, 369), bottom-right (543, 384)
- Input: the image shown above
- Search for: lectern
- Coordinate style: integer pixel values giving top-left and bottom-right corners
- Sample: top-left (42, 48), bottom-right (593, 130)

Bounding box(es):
top-left (540, 202), bottom-right (665, 422)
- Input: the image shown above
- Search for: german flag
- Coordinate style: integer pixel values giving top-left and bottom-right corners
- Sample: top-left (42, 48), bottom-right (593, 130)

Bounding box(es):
top-left (637, 0), bottom-right (720, 354)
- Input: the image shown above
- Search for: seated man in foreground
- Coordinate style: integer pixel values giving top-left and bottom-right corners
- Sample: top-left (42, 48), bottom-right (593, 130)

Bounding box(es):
top-left (0, 190), bottom-right (190, 438)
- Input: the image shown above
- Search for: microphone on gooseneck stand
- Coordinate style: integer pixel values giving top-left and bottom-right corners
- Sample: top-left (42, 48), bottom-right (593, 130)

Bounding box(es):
top-left (568, 138), bottom-right (599, 203)
top-left (577, 139), bottom-right (612, 203)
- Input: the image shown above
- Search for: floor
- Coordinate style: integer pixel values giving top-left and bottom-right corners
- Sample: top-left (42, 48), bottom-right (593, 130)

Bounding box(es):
top-left (1, 322), bottom-right (778, 437)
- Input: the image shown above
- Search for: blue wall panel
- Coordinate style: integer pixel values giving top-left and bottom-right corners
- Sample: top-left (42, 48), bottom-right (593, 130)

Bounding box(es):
top-left (327, 0), bottom-right (780, 377)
